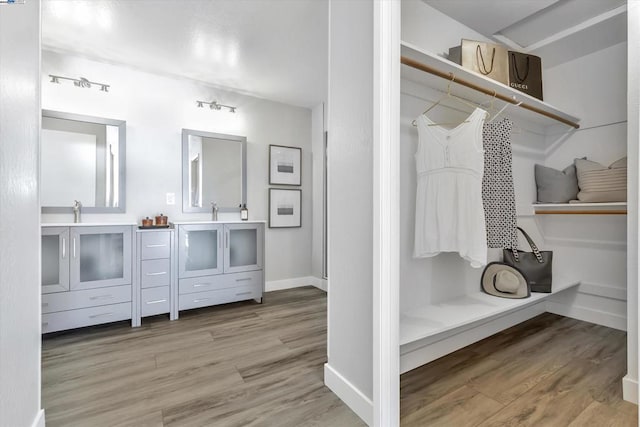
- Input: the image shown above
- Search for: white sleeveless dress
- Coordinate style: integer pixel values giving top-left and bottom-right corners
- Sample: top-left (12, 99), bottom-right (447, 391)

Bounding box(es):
top-left (413, 107), bottom-right (488, 268)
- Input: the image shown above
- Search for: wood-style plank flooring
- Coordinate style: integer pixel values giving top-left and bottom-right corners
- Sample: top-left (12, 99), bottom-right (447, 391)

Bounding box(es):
top-left (43, 287), bottom-right (637, 426)
top-left (42, 287), bottom-right (364, 427)
top-left (401, 312), bottom-right (638, 426)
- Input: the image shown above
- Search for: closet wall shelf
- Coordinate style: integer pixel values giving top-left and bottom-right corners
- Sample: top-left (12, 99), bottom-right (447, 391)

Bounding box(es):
top-left (400, 42), bottom-right (581, 129)
top-left (533, 202), bottom-right (627, 215)
top-left (400, 277), bottom-right (580, 347)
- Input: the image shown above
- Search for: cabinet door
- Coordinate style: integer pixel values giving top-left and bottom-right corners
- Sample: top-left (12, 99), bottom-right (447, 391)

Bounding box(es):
top-left (224, 223), bottom-right (263, 273)
top-left (178, 224), bottom-right (224, 278)
top-left (70, 226), bottom-right (133, 290)
top-left (41, 227), bottom-right (70, 294)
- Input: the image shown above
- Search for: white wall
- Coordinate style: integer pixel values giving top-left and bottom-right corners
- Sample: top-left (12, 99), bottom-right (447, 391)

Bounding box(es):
top-left (0, 1), bottom-right (44, 426)
top-left (542, 42), bottom-right (628, 332)
top-left (41, 50), bottom-right (313, 282)
top-left (626, 1), bottom-right (639, 404)
top-left (325, 0), bottom-right (374, 424)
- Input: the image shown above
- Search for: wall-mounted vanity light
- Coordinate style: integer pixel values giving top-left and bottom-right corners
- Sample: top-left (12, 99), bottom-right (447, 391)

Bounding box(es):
top-left (49, 75), bottom-right (110, 92)
top-left (196, 100), bottom-right (236, 113)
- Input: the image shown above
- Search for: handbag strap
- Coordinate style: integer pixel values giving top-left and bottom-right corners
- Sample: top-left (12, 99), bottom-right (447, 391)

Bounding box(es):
top-left (510, 227), bottom-right (544, 264)
top-left (476, 45), bottom-right (496, 75)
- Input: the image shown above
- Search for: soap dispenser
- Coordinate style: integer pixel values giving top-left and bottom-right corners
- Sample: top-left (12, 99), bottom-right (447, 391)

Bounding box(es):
top-left (240, 203), bottom-right (248, 221)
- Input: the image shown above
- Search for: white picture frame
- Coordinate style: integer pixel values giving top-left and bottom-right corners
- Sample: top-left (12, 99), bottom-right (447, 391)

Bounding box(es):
top-left (269, 144), bottom-right (301, 186)
top-left (269, 188), bottom-right (301, 228)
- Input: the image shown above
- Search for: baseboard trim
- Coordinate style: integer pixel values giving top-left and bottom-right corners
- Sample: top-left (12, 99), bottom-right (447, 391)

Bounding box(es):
top-left (31, 409), bottom-right (45, 427)
top-left (546, 301), bottom-right (626, 331)
top-left (324, 363), bottom-right (373, 426)
top-left (265, 276), bottom-right (326, 292)
top-left (313, 277), bottom-right (328, 292)
top-left (579, 282), bottom-right (627, 301)
top-left (622, 375), bottom-right (638, 404)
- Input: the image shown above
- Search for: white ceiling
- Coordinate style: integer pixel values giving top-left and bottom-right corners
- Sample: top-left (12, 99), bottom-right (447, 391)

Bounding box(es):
top-left (42, 0), bottom-right (627, 106)
top-left (423, 0), bottom-right (627, 67)
top-left (42, 0), bottom-right (328, 109)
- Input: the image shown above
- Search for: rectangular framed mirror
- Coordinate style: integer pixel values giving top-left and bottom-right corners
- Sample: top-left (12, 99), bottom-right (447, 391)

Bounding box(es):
top-left (182, 129), bottom-right (247, 213)
top-left (41, 110), bottom-right (126, 213)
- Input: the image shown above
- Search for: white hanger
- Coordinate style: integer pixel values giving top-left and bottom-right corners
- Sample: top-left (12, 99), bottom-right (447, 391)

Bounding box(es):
top-left (412, 76), bottom-right (486, 127)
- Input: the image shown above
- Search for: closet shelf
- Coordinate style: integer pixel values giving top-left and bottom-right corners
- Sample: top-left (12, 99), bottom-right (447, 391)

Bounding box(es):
top-left (533, 202), bottom-right (627, 215)
top-left (400, 42), bottom-right (581, 129)
top-left (400, 277), bottom-right (580, 346)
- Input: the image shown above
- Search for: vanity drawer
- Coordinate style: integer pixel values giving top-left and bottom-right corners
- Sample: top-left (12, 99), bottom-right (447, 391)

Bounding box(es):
top-left (141, 259), bottom-right (171, 288)
top-left (179, 270), bottom-right (262, 295)
top-left (141, 286), bottom-right (170, 317)
top-left (178, 283), bottom-right (261, 311)
top-left (140, 231), bottom-right (171, 260)
top-left (42, 302), bottom-right (131, 333)
top-left (42, 285), bottom-right (131, 314)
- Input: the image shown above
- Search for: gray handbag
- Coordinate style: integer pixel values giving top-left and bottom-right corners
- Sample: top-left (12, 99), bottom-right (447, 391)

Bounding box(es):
top-left (502, 227), bottom-right (553, 293)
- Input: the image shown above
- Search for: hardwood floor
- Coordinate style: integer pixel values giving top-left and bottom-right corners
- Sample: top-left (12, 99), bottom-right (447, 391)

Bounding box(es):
top-left (42, 287), bottom-right (364, 427)
top-left (43, 287), bottom-right (637, 426)
top-left (401, 312), bottom-right (638, 426)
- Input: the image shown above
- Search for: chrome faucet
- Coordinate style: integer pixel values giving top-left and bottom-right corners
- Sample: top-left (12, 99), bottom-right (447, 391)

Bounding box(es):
top-left (211, 202), bottom-right (218, 221)
top-left (73, 200), bottom-right (82, 223)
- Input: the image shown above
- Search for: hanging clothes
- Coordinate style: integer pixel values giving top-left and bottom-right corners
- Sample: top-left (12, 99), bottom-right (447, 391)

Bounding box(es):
top-left (482, 118), bottom-right (518, 249)
top-left (414, 107), bottom-right (488, 268)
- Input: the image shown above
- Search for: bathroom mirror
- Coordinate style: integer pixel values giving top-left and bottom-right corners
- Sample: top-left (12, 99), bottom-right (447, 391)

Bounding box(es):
top-left (41, 110), bottom-right (126, 213)
top-left (182, 129), bottom-right (247, 213)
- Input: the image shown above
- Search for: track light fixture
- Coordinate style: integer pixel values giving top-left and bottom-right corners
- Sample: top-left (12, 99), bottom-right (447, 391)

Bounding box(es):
top-left (196, 100), bottom-right (237, 113)
top-left (49, 75), bottom-right (110, 92)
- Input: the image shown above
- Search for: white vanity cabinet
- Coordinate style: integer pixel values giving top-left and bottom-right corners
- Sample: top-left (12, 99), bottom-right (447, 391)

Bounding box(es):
top-left (135, 228), bottom-right (175, 324)
top-left (175, 221), bottom-right (264, 316)
top-left (41, 224), bottom-right (135, 333)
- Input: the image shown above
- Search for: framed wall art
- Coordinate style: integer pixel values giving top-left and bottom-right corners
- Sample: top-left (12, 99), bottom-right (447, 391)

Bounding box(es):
top-left (269, 188), bottom-right (301, 228)
top-left (269, 144), bottom-right (301, 186)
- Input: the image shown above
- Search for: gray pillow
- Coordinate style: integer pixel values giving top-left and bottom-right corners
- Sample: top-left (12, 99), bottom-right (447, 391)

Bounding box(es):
top-left (534, 162), bottom-right (580, 203)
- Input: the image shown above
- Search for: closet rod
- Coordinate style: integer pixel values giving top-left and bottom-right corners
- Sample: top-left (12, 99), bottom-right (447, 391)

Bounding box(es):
top-left (400, 56), bottom-right (580, 129)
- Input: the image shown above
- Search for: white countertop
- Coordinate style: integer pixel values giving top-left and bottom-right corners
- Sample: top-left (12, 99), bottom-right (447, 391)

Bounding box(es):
top-left (41, 222), bottom-right (137, 227)
top-left (170, 220), bottom-right (266, 225)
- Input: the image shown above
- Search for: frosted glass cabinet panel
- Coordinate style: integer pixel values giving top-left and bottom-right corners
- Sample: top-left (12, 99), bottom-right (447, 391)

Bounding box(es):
top-left (224, 223), bottom-right (263, 273)
top-left (178, 224), bottom-right (224, 278)
top-left (41, 227), bottom-right (70, 293)
top-left (70, 226), bottom-right (132, 290)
